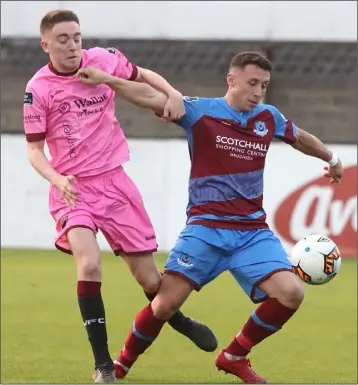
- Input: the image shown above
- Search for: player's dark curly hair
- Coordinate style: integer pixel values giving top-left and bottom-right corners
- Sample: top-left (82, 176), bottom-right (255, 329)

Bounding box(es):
top-left (229, 52), bottom-right (272, 72)
top-left (40, 10), bottom-right (80, 35)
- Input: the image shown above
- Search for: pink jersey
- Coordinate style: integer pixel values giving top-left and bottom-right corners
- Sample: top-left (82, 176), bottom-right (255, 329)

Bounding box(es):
top-left (23, 47), bottom-right (138, 177)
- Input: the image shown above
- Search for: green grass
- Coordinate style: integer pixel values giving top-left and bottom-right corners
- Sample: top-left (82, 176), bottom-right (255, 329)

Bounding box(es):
top-left (1, 248), bottom-right (357, 384)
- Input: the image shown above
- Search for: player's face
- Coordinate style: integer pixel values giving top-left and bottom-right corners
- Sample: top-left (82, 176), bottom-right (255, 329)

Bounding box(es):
top-left (41, 21), bottom-right (82, 73)
top-left (227, 65), bottom-right (270, 111)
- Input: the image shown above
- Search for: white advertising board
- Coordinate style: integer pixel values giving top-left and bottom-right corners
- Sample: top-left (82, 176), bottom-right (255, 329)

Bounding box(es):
top-left (1, 1), bottom-right (357, 42)
top-left (1, 136), bottom-right (356, 258)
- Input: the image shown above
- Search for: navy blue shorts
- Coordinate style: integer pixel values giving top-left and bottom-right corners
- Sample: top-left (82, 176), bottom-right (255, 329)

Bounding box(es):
top-left (164, 225), bottom-right (293, 303)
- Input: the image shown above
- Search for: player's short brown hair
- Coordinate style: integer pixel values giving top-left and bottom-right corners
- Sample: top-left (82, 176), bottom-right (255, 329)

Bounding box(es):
top-left (229, 52), bottom-right (272, 72)
top-left (40, 10), bottom-right (80, 35)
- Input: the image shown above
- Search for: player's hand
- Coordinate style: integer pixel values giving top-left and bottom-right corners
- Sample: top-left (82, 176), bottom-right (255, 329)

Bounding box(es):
top-left (323, 159), bottom-right (343, 184)
top-left (162, 90), bottom-right (185, 121)
top-left (52, 175), bottom-right (79, 208)
top-left (76, 67), bottom-right (109, 85)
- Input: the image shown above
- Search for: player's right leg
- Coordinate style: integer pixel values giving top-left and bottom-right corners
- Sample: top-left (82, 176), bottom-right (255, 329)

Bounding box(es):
top-left (216, 229), bottom-right (304, 384)
top-left (50, 187), bottom-right (115, 383)
top-left (113, 224), bottom-right (229, 379)
top-left (67, 228), bottom-right (115, 383)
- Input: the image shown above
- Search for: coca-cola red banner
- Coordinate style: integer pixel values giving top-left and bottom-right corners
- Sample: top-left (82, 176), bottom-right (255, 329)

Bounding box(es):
top-left (273, 165), bottom-right (357, 258)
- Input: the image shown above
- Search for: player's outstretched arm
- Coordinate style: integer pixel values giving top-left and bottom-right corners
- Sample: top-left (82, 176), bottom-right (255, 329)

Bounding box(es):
top-left (135, 66), bottom-right (184, 120)
top-left (77, 67), bottom-right (167, 115)
top-left (291, 127), bottom-right (343, 184)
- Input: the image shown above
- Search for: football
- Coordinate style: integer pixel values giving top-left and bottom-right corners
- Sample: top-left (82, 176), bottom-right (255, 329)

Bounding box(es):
top-left (289, 234), bottom-right (342, 285)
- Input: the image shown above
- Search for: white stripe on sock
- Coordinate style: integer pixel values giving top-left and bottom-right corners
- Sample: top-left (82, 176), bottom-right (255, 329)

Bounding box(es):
top-left (113, 360), bottom-right (129, 372)
top-left (224, 352), bottom-right (246, 361)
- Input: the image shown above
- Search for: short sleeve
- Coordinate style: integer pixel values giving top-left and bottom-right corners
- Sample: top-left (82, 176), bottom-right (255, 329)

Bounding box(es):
top-left (23, 84), bottom-right (47, 142)
top-left (176, 97), bottom-right (204, 132)
top-left (269, 105), bottom-right (298, 144)
top-left (105, 47), bottom-right (138, 81)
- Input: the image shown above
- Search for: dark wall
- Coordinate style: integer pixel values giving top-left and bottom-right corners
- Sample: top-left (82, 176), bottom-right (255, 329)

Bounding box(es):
top-left (1, 39), bottom-right (356, 143)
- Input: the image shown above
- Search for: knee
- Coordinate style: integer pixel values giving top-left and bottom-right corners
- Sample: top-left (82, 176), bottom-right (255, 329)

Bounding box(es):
top-left (142, 279), bottom-right (161, 295)
top-left (150, 273), bottom-right (193, 320)
top-left (68, 227), bottom-right (101, 281)
top-left (135, 272), bottom-right (162, 295)
top-left (279, 276), bottom-right (305, 308)
top-left (261, 271), bottom-right (305, 309)
top-left (77, 258), bottom-right (101, 281)
top-left (151, 296), bottom-right (179, 320)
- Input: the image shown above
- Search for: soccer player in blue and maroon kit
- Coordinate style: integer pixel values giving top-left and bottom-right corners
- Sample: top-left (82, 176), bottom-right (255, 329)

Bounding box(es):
top-left (77, 52), bottom-right (343, 383)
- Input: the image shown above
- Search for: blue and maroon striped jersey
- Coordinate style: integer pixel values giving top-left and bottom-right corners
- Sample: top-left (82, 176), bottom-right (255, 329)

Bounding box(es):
top-left (175, 97), bottom-right (298, 230)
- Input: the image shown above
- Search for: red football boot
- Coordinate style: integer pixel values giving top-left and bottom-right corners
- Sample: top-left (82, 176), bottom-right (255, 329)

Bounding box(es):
top-left (215, 350), bottom-right (268, 384)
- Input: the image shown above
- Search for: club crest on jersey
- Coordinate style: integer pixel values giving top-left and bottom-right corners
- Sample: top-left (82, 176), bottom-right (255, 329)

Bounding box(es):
top-left (253, 121), bottom-right (268, 137)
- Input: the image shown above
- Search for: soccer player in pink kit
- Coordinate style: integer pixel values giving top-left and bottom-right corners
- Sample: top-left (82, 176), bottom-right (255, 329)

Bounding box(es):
top-left (76, 53), bottom-right (343, 384)
top-left (23, 9), bottom-right (217, 383)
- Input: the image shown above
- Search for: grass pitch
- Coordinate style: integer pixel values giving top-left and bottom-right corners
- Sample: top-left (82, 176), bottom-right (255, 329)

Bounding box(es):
top-left (1, 249), bottom-right (357, 384)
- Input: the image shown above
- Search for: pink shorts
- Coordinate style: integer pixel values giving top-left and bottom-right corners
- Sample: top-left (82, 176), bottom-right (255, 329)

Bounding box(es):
top-left (49, 166), bottom-right (157, 256)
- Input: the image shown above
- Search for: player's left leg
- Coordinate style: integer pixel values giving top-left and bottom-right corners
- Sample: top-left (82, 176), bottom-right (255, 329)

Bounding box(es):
top-left (216, 229), bottom-right (304, 384)
top-left (114, 273), bottom-right (195, 379)
top-left (120, 252), bottom-right (217, 352)
top-left (113, 224), bottom-right (228, 379)
top-left (98, 167), bottom-right (217, 353)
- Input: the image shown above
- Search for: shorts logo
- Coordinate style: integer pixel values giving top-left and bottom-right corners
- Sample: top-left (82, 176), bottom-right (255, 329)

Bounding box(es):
top-left (253, 121), bottom-right (268, 137)
top-left (177, 254), bottom-right (193, 268)
top-left (24, 92), bottom-right (33, 105)
top-left (146, 235), bottom-right (156, 241)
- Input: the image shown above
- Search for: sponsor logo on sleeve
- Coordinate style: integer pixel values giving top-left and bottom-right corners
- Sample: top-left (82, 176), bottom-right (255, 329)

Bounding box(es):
top-left (24, 114), bottom-right (41, 124)
top-left (24, 92), bottom-right (33, 106)
top-left (183, 96), bottom-right (199, 103)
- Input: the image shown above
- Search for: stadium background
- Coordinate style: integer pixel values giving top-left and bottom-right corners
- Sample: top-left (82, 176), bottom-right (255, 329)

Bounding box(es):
top-left (1, 1), bottom-right (357, 384)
